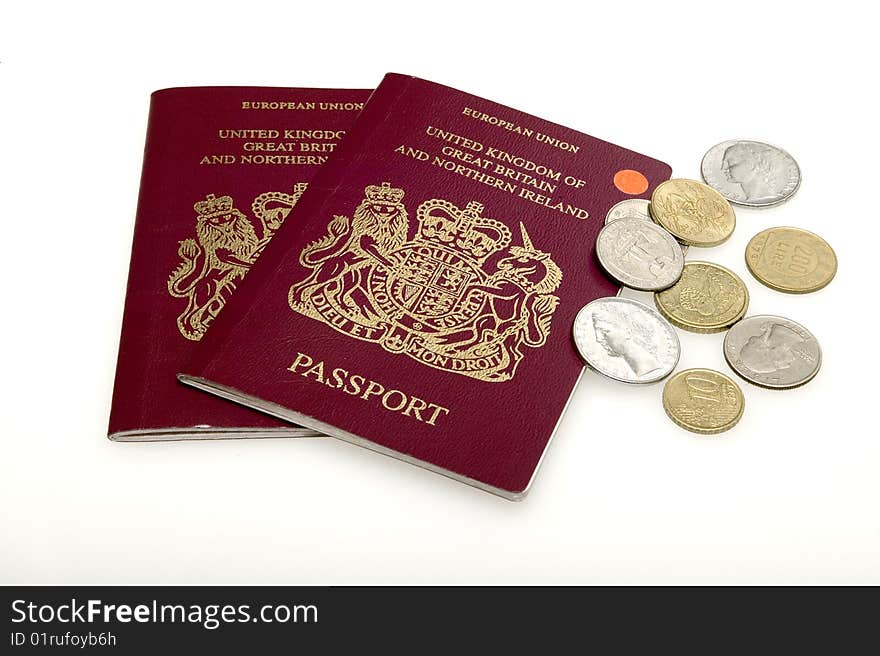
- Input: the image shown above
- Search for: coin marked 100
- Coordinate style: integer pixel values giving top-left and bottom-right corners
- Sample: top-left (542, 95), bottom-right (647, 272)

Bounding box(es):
top-left (573, 297), bottom-right (680, 384)
top-left (701, 140), bottom-right (801, 207)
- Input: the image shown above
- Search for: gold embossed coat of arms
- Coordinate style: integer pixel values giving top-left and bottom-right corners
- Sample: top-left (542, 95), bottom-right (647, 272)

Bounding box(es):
top-left (168, 183), bottom-right (307, 340)
top-left (288, 182), bottom-right (563, 382)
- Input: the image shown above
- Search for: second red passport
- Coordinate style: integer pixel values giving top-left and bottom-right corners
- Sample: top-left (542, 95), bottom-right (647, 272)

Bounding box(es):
top-left (181, 74), bottom-right (671, 497)
top-left (109, 86), bottom-right (371, 440)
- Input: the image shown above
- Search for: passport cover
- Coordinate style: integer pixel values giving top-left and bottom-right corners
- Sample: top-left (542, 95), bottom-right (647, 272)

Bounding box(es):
top-left (109, 86), bottom-right (371, 440)
top-left (180, 74), bottom-right (671, 496)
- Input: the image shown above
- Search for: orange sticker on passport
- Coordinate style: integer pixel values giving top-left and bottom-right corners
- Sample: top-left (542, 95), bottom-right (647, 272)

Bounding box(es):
top-left (614, 169), bottom-right (649, 195)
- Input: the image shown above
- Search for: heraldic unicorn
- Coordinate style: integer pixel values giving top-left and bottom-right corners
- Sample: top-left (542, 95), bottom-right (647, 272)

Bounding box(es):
top-left (288, 182), bottom-right (563, 382)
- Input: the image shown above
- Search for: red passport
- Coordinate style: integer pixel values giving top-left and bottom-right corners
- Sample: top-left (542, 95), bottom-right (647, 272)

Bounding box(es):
top-left (109, 86), bottom-right (371, 440)
top-left (180, 74), bottom-right (671, 496)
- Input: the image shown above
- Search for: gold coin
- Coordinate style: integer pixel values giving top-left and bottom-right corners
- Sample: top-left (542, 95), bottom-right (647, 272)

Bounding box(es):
top-left (654, 262), bottom-right (749, 333)
top-left (650, 178), bottom-right (736, 247)
top-left (662, 368), bottom-right (744, 435)
top-left (745, 226), bottom-right (837, 293)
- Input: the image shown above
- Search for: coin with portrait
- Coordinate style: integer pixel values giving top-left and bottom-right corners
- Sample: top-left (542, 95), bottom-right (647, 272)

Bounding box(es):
top-left (596, 217), bottom-right (684, 291)
top-left (650, 179), bottom-right (736, 247)
top-left (573, 297), bottom-right (680, 384)
top-left (662, 368), bottom-right (744, 435)
top-left (701, 140), bottom-right (801, 207)
top-left (723, 315), bottom-right (821, 389)
top-left (654, 261), bottom-right (749, 333)
top-left (745, 226), bottom-right (837, 293)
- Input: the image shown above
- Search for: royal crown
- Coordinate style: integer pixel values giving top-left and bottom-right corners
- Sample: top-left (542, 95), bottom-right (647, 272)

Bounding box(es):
top-left (365, 182), bottom-right (405, 204)
top-left (194, 193), bottom-right (234, 217)
top-left (416, 198), bottom-right (511, 264)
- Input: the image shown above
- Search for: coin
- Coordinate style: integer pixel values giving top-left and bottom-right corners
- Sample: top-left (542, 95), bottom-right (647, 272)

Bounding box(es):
top-left (573, 297), bottom-right (680, 384)
top-left (745, 226), bottom-right (837, 293)
top-left (596, 217), bottom-right (684, 291)
top-left (650, 179), bottom-right (736, 247)
top-left (662, 368), bottom-right (744, 434)
top-left (701, 140), bottom-right (801, 207)
top-left (605, 198), bottom-right (652, 225)
top-left (723, 315), bottom-right (821, 389)
top-left (605, 198), bottom-right (689, 255)
top-left (654, 261), bottom-right (749, 333)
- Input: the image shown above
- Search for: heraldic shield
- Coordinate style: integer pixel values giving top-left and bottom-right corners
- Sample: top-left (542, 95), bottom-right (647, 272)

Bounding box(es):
top-left (288, 182), bottom-right (563, 382)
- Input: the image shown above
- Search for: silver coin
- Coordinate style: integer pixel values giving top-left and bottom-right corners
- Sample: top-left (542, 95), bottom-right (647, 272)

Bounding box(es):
top-left (573, 297), bottom-right (680, 384)
top-left (723, 315), bottom-right (821, 389)
top-left (596, 217), bottom-right (684, 291)
top-left (605, 198), bottom-right (652, 225)
top-left (605, 199), bottom-right (688, 255)
top-left (701, 139), bottom-right (801, 207)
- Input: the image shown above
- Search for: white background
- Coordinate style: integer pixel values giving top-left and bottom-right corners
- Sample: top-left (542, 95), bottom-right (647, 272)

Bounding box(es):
top-left (2, 0), bottom-right (877, 584)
